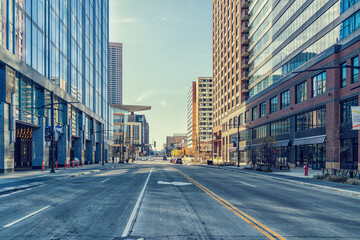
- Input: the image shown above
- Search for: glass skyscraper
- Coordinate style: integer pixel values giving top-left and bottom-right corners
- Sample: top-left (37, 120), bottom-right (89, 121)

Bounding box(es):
top-left (248, 0), bottom-right (343, 97)
top-left (0, 0), bottom-right (111, 172)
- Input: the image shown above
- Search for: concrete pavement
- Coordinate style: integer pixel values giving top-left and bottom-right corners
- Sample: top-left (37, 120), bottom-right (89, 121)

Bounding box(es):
top-left (0, 159), bottom-right (359, 239)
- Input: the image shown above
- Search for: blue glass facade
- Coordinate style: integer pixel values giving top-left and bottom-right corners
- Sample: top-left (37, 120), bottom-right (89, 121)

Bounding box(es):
top-left (0, 0), bottom-right (112, 171)
top-left (248, 0), bottom-right (360, 98)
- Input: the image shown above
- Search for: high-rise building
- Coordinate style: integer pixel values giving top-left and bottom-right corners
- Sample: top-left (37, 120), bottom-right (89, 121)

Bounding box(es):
top-left (187, 77), bottom-right (213, 157)
top-left (109, 42), bottom-right (123, 104)
top-left (212, 0), bottom-right (244, 160)
top-left (187, 82), bottom-right (196, 152)
top-left (213, 0), bottom-right (360, 170)
top-left (0, 0), bottom-right (111, 172)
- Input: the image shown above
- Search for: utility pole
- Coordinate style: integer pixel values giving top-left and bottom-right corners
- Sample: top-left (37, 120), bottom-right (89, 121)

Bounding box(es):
top-left (50, 91), bottom-right (55, 173)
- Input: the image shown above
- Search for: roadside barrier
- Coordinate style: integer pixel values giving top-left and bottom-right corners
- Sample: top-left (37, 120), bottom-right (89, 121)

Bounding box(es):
top-left (42, 161), bottom-right (44, 171)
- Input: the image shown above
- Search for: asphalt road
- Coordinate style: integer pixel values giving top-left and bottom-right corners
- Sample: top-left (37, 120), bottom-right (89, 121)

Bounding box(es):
top-left (0, 158), bottom-right (359, 239)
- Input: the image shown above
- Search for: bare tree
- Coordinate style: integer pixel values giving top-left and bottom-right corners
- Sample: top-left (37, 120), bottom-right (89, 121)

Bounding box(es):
top-left (258, 136), bottom-right (277, 170)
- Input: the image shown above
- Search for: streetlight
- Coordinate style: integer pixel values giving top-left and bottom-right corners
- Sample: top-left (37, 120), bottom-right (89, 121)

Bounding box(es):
top-left (37, 91), bottom-right (79, 173)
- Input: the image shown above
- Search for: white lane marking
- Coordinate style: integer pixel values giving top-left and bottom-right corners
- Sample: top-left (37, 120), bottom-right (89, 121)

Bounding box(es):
top-left (0, 185), bottom-right (45, 198)
top-left (239, 181), bottom-right (256, 187)
top-left (121, 168), bottom-right (153, 238)
top-left (100, 178), bottom-right (110, 183)
top-left (3, 205), bottom-right (51, 228)
top-left (157, 181), bottom-right (192, 186)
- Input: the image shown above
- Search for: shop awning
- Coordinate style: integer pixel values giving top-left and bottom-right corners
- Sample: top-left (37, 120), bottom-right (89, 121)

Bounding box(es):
top-left (251, 144), bottom-right (261, 149)
top-left (239, 145), bottom-right (250, 151)
top-left (276, 140), bottom-right (290, 147)
top-left (293, 135), bottom-right (326, 146)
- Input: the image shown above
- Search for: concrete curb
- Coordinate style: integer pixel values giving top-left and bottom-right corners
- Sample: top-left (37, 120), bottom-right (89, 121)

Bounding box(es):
top-left (0, 165), bottom-right (121, 195)
top-left (194, 164), bottom-right (360, 198)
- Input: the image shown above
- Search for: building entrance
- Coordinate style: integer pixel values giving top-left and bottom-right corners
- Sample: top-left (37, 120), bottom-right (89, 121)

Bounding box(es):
top-left (14, 123), bottom-right (33, 169)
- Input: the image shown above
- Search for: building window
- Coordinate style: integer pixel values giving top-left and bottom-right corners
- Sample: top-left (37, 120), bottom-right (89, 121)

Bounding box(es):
top-left (245, 110), bottom-right (249, 123)
top-left (252, 106), bottom-right (258, 121)
top-left (270, 96), bottom-right (277, 113)
top-left (239, 129), bottom-right (251, 142)
top-left (281, 90), bottom-right (290, 109)
top-left (341, 98), bottom-right (359, 124)
top-left (352, 56), bottom-right (359, 83)
top-left (312, 72), bottom-right (326, 97)
top-left (270, 118), bottom-right (290, 136)
top-left (296, 107), bottom-right (326, 131)
top-left (341, 62), bottom-right (347, 88)
top-left (260, 102), bottom-right (266, 118)
top-left (253, 125), bottom-right (267, 140)
top-left (239, 113), bottom-right (244, 125)
top-left (296, 81), bottom-right (307, 104)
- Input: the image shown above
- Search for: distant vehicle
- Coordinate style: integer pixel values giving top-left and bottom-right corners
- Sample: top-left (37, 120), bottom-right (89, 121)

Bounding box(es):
top-left (163, 156), bottom-right (167, 160)
top-left (175, 158), bottom-right (182, 164)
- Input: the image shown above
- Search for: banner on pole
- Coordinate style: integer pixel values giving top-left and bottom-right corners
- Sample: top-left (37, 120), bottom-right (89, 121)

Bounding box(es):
top-left (351, 106), bottom-right (360, 130)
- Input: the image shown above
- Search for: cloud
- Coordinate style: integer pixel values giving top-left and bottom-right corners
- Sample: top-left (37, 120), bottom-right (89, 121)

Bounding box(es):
top-left (161, 17), bottom-right (170, 21)
top-left (111, 18), bottom-right (138, 24)
top-left (160, 100), bottom-right (169, 107)
top-left (136, 89), bottom-right (157, 102)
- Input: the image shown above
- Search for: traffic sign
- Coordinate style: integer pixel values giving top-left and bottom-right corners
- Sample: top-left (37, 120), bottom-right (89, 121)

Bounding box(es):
top-left (45, 126), bottom-right (51, 142)
top-left (55, 125), bottom-right (63, 134)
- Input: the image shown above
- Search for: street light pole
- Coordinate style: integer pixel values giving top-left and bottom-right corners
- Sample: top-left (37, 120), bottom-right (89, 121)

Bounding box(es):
top-left (102, 129), bottom-right (105, 166)
top-left (50, 91), bottom-right (55, 173)
top-left (237, 114), bottom-right (240, 167)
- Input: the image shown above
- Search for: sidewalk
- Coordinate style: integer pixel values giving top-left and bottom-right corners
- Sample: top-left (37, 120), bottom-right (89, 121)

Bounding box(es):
top-left (0, 162), bottom-right (124, 186)
top-left (196, 164), bottom-right (360, 198)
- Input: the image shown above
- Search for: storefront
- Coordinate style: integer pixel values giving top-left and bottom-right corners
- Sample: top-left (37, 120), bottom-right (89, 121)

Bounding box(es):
top-left (340, 138), bottom-right (358, 170)
top-left (14, 123), bottom-right (33, 169)
top-left (294, 135), bottom-right (326, 170)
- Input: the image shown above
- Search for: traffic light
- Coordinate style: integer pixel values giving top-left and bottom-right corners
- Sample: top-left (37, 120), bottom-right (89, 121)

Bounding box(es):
top-left (154, 141), bottom-right (156, 148)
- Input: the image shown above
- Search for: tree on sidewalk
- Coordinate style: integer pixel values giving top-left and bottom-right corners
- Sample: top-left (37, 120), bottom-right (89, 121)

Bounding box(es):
top-left (258, 136), bottom-right (277, 170)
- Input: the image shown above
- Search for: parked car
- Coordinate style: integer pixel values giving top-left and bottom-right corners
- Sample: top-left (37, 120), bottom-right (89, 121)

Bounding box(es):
top-left (175, 158), bottom-right (182, 164)
top-left (163, 156), bottom-right (167, 161)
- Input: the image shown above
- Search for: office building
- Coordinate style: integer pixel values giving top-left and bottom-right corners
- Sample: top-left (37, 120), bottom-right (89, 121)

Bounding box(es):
top-left (166, 134), bottom-right (187, 151)
top-left (109, 42), bottom-right (123, 105)
top-left (111, 105), bottom-right (151, 160)
top-left (213, 0), bottom-right (360, 170)
top-left (127, 113), bottom-right (150, 157)
top-left (0, 0), bottom-right (111, 172)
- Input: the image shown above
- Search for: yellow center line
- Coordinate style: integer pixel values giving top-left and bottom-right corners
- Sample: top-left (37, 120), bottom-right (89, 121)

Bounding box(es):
top-left (172, 167), bottom-right (286, 240)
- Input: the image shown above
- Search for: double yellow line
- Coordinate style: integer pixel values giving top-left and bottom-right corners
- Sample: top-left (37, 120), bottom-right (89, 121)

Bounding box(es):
top-left (173, 168), bottom-right (286, 240)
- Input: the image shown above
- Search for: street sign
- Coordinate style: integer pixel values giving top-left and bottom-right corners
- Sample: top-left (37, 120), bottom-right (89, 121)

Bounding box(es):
top-left (45, 126), bottom-right (51, 142)
top-left (55, 125), bottom-right (63, 134)
top-left (351, 106), bottom-right (360, 130)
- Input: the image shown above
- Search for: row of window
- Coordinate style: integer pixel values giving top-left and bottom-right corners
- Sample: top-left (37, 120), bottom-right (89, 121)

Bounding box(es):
top-left (225, 97), bottom-right (359, 144)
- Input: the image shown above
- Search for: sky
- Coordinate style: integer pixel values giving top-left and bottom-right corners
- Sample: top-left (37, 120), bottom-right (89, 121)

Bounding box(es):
top-left (109, 0), bottom-right (212, 150)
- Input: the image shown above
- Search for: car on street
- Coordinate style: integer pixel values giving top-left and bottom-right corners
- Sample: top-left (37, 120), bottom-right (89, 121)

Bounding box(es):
top-left (175, 158), bottom-right (182, 164)
top-left (163, 156), bottom-right (167, 160)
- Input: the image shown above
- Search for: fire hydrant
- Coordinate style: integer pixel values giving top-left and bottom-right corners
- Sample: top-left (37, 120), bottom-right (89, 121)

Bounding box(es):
top-left (304, 164), bottom-right (308, 176)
